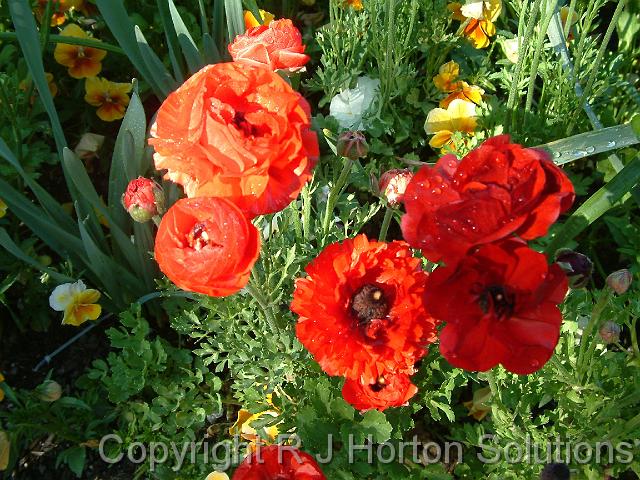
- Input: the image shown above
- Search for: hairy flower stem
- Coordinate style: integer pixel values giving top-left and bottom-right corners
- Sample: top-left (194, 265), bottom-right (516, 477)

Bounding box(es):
top-left (576, 288), bottom-right (612, 381)
top-left (322, 158), bottom-right (353, 241)
top-left (378, 206), bottom-right (393, 242)
top-left (244, 281), bottom-right (282, 337)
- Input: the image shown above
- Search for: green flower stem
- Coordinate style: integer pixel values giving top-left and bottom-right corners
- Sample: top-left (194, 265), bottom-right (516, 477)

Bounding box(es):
top-left (378, 205), bottom-right (393, 242)
top-left (0, 31), bottom-right (125, 55)
top-left (244, 281), bottom-right (281, 336)
top-left (302, 183), bottom-right (312, 242)
top-left (630, 315), bottom-right (640, 360)
top-left (322, 158), bottom-right (353, 240)
top-left (576, 289), bottom-right (612, 381)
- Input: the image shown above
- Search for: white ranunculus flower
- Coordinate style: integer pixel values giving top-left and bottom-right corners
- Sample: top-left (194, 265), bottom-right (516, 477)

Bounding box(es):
top-left (329, 76), bottom-right (380, 130)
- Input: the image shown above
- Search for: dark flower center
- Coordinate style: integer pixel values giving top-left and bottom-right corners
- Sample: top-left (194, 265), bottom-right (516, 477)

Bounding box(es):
top-left (350, 284), bottom-right (389, 325)
top-left (233, 111), bottom-right (261, 137)
top-left (186, 222), bottom-right (211, 251)
top-left (479, 285), bottom-right (515, 320)
top-left (369, 376), bottom-right (387, 393)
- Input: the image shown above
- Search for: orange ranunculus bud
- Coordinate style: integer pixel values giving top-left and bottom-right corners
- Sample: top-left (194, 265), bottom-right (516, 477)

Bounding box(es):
top-left (378, 169), bottom-right (413, 207)
top-left (228, 19), bottom-right (310, 72)
top-left (122, 177), bottom-right (165, 223)
top-left (149, 62), bottom-right (319, 218)
top-left (154, 197), bottom-right (261, 297)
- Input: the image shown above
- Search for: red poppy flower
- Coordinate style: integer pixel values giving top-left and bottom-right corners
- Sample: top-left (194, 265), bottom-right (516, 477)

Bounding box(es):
top-left (401, 135), bottom-right (575, 264)
top-left (424, 239), bottom-right (568, 375)
top-left (228, 19), bottom-right (310, 72)
top-left (291, 235), bottom-right (438, 384)
top-left (342, 372), bottom-right (418, 411)
top-left (154, 197), bottom-right (260, 297)
top-left (149, 62), bottom-right (319, 218)
top-left (232, 445), bottom-right (326, 479)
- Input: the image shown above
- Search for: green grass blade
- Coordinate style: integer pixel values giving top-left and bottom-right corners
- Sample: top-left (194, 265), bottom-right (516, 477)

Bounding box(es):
top-left (7, 0), bottom-right (66, 155)
top-left (225, 0), bottom-right (245, 43)
top-left (202, 32), bottom-right (222, 64)
top-left (0, 31), bottom-right (124, 54)
top-left (156, 0), bottom-right (186, 82)
top-left (545, 153), bottom-right (640, 254)
top-left (0, 229), bottom-right (75, 284)
top-left (243, 0), bottom-right (263, 22)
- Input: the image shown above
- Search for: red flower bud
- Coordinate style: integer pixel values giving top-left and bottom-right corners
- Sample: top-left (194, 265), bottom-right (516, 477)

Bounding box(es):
top-left (378, 169), bottom-right (413, 207)
top-left (554, 248), bottom-right (593, 289)
top-left (606, 269), bottom-right (632, 294)
top-left (336, 130), bottom-right (369, 159)
top-left (122, 177), bottom-right (165, 223)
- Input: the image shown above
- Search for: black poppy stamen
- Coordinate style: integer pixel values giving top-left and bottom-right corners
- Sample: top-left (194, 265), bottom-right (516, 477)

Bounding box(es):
top-left (479, 285), bottom-right (515, 319)
top-left (186, 222), bottom-right (210, 251)
top-left (351, 284), bottom-right (390, 325)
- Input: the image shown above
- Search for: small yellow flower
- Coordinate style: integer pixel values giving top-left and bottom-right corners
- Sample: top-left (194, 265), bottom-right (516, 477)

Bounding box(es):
top-left (0, 199), bottom-right (7, 219)
top-left (449, 0), bottom-right (502, 49)
top-left (205, 473), bottom-right (230, 480)
top-left (560, 6), bottom-right (579, 41)
top-left (49, 280), bottom-right (102, 326)
top-left (433, 61), bottom-right (460, 93)
top-left (19, 72), bottom-right (58, 99)
top-left (84, 77), bottom-right (132, 122)
top-left (0, 431), bottom-right (8, 471)
top-left (244, 9), bottom-right (275, 29)
top-left (230, 408), bottom-right (280, 450)
top-left (54, 24), bottom-right (107, 79)
top-left (0, 373), bottom-right (5, 403)
top-left (463, 387), bottom-right (492, 421)
top-left (425, 99), bottom-right (477, 149)
top-left (440, 81), bottom-right (484, 108)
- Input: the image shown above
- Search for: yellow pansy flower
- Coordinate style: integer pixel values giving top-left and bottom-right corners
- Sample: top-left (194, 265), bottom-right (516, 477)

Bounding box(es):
top-left (440, 81), bottom-right (484, 108)
top-left (0, 199), bottom-right (7, 219)
top-left (19, 72), bottom-right (58, 99)
top-left (205, 473), bottom-right (230, 480)
top-left (230, 408), bottom-right (280, 451)
top-left (244, 9), bottom-right (275, 29)
top-left (449, 0), bottom-right (502, 49)
top-left (54, 24), bottom-right (107, 79)
top-left (424, 99), bottom-right (477, 149)
top-left (84, 77), bottom-right (132, 122)
top-left (433, 60), bottom-right (460, 93)
top-left (49, 280), bottom-right (102, 326)
top-left (345, 0), bottom-right (364, 9)
top-left (0, 373), bottom-right (5, 402)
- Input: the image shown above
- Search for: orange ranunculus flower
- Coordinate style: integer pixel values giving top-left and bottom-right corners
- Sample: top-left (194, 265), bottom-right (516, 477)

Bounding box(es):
top-left (54, 24), bottom-right (107, 78)
top-left (149, 62), bottom-right (319, 218)
top-left (228, 19), bottom-right (310, 72)
top-left (154, 197), bottom-right (261, 297)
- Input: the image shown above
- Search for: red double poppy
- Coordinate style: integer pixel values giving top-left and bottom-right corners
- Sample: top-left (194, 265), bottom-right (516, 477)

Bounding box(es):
top-left (342, 372), bottom-right (418, 411)
top-left (232, 445), bottom-right (326, 479)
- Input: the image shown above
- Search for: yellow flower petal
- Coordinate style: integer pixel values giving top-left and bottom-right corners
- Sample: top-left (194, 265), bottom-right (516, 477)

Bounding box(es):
top-left (429, 130), bottom-right (453, 149)
top-left (448, 99), bottom-right (478, 132)
top-left (440, 82), bottom-right (484, 108)
top-left (54, 25), bottom-right (106, 78)
top-left (63, 302), bottom-right (101, 326)
top-left (205, 473), bottom-right (230, 480)
top-left (0, 199), bottom-right (6, 219)
top-left (244, 9), bottom-right (274, 29)
top-left (425, 107), bottom-right (453, 134)
top-left (0, 431), bottom-right (9, 471)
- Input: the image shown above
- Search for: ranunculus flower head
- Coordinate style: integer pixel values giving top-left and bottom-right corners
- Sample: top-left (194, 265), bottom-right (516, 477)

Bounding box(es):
top-left (228, 19), bottom-right (310, 72)
top-left (122, 177), bottom-right (165, 223)
top-left (291, 234), bottom-right (438, 383)
top-left (402, 135), bottom-right (575, 264)
top-left (150, 62), bottom-right (319, 218)
top-left (154, 197), bottom-right (260, 297)
top-left (342, 372), bottom-right (418, 411)
top-left (425, 239), bottom-right (569, 375)
top-left (232, 445), bottom-right (326, 479)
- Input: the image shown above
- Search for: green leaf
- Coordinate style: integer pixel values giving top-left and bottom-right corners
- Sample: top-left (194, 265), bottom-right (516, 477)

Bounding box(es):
top-left (59, 446), bottom-right (86, 478)
top-left (537, 123), bottom-right (640, 166)
top-left (546, 153), bottom-right (640, 254)
top-left (167, 0), bottom-right (204, 73)
top-left (225, 0), bottom-right (245, 43)
top-left (0, 31), bottom-right (124, 54)
top-left (134, 26), bottom-right (178, 97)
top-left (242, 0), bottom-right (262, 23)
top-left (355, 410), bottom-right (393, 443)
top-left (8, 0), bottom-right (66, 155)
